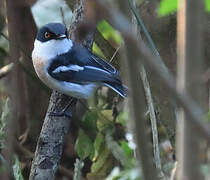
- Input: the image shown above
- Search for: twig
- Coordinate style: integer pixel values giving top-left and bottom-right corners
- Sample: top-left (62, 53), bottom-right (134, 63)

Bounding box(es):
top-left (105, 131), bottom-right (131, 168)
top-left (94, 30), bottom-right (120, 69)
top-left (60, 7), bottom-right (67, 27)
top-left (109, 45), bottom-right (120, 63)
top-left (0, 63), bottom-right (13, 79)
top-left (73, 159), bottom-right (84, 180)
top-left (117, 1), bottom-right (158, 179)
top-left (129, 0), bottom-right (164, 177)
top-left (127, 0), bottom-right (169, 74)
top-left (140, 66), bottom-right (164, 179)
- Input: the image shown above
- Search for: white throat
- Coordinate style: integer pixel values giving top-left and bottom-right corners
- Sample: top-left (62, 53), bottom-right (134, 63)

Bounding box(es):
top-left (32, 38), bottom-right (73, 61)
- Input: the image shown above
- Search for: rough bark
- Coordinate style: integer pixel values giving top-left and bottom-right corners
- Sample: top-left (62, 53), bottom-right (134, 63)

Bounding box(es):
top-left (29, 1), bottom-right (94, 179)
top-left (176, 0), bottom-right (206, 179)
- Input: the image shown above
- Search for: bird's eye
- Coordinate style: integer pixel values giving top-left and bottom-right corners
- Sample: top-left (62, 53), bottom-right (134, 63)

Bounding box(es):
top-left (45, 32), bottom-right (51, 39)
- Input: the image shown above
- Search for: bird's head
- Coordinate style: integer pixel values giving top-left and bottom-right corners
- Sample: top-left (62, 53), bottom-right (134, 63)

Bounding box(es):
top-left (33, 23), bottom-right (73, 60)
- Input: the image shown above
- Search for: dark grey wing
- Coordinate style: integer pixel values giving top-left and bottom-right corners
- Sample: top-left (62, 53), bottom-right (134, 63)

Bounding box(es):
top-left (50, 65), bottom-right (121, 84)
top-left (66, 43), bottom-right (118, 75)
top-left (47, 43), bottom-right (126, 97)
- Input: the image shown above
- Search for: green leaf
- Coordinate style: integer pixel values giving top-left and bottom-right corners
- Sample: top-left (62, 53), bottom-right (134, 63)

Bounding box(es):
top-left (158, 0), bottom-right (178, 16)
top-left (116, 111), bottom-right (129, 126)
top-left (93, 43), bottom-right (106, 58)
top-left (13, 156), bottom-right (24, 180)
top-left (82, 110), bottom-right (98, 133)
top-left (159, 0), bottom-right (210, 16)
top-left (120, 140), bottom-right (134, 159)
top-left (91, 146), bottom-right (111, 173)
top-left (97, 20), bottom-right (122, 45)
top-left (75, 129), bottom-right (94, 160)
top-left (93, 133), bottom-right (104, 160)
top-left (206, 0), bottom-right (210, 11)
top-left (97, 110), bottom-right (114, 132)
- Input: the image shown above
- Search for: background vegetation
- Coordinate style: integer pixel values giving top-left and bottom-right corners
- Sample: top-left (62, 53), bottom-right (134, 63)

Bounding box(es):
top-left (0, 0), bottom-right (210, 179)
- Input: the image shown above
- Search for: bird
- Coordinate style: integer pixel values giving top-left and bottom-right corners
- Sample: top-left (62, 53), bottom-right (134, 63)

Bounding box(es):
top-left (32, 23), bottom-right (126, 117)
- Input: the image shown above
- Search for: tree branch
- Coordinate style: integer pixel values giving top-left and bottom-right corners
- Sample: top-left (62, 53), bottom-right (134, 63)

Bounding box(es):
top-left (117, 1), bottom-right (158, 179)
top-left (176, 0), bottom-right (206, 179)
top-left (29, 1), bottom-right (95, 179)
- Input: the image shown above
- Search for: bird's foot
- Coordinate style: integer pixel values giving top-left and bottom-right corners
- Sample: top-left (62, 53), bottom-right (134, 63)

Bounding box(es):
top-left (49, 110), bottom-right (72, 118)
top-left (48, 98), bottom-right (77, 119)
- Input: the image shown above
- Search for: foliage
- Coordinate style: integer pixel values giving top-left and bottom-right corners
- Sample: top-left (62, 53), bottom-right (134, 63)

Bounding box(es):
top-left (13, 156), bottom-right (24, 180)
top-left (158, 0), bottom-right (178, 16)
top-left (97, 20), bottom-right (122, 46)
top-left (74, 98), bottom-right (142, 179)
top-left (75, 129), bottom-right (94, 160)
top-left (0, 98), bottom-right (9, 149)
top-left (158, 0), bottom-right (210, 16)
top-left (0, 99), bottom-right (24, 180)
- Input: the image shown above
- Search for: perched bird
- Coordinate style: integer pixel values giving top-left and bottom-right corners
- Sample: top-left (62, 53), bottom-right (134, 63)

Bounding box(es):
top-left (32, 23), bottom-right (126, 103)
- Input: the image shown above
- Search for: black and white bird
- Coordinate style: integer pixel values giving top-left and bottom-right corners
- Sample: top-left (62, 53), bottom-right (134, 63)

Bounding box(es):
top-left (32, 23), bottom-right (126, 100)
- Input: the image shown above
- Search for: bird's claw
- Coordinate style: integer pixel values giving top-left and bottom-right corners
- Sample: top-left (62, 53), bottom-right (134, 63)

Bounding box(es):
top-left (49, 110), bottom-right (72, 119)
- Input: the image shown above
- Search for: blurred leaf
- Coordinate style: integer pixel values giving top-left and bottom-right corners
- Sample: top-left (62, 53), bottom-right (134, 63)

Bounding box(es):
top-left (89, 146), bottom-right (114, 179)
top-left (75, 129), bottom-right (94, 160)
top-left (82, 110), bottom-right (98, 134)
top-left (97, 110), bottom-right (114, 132)
top-left (120, 140), bottom-right (134, 159)
top-left (93, 43), bottom-right (106, 58)
top-left (159, 0), bottom-right (210, 17)
top-left (106, 133), bottom-right (132, 168)
top-left (93, 133), bottom-right (104, 161)
top-left (97, 20), bottom-right (122, 46)
top-left (206, 0), bottom-right (210, 11)
top-left (88, 156), bottom-right (114, 180)
top-left (91, 146), bottom-right (111, 173)
top-left (158, 0), bottom-right (177, 16)
top-left (13, 156), bottom-right (24, 180)
top-left (116, 111), bottom-right (129, 126)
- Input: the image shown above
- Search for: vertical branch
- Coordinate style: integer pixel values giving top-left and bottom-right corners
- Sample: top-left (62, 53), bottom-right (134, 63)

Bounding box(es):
top-left (5, 0), bottom-right (30, 138)
top-left (176, 0), bottom-right (205, 179)
top-left (129, 0), bottom-right (164, 177)
top-left (118, 1), bottom-right (158, 179)
top-left (29, 0), bottom-right (94, 179)
top-left (140, 66), bottom-right (164, 178)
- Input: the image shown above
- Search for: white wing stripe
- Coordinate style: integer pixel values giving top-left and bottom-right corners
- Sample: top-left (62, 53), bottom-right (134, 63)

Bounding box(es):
top-left (53, 65), bottom-right (84, 73)
top-left (85, 66), bottom-right (110, 74)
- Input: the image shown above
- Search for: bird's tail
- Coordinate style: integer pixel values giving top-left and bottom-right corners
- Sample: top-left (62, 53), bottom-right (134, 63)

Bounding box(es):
top-left (104, 83), bottom-right (127, 98)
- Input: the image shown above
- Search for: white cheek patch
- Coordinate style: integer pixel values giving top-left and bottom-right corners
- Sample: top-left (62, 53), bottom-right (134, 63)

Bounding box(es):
top-left (32, 39), bottom-right (73, 61)
top-left (52, 65), bottom-right (84, 73)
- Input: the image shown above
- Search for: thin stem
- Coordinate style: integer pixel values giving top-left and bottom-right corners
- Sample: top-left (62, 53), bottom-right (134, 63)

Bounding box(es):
top-left (128, 0), bottom-right (169, 74)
